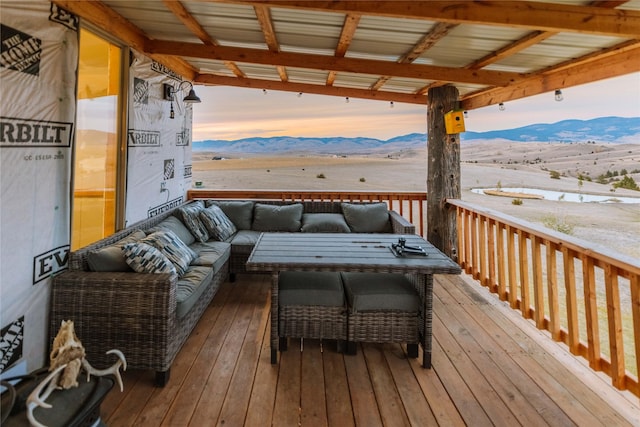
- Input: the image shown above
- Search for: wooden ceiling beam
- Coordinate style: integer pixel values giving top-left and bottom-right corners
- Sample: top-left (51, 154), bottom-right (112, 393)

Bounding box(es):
top-left (371, 21), bottom-right (457, 90)
top-left (194, 74), bottom-right (427, 104)
top-left (146, 39), bottom-right (523, 86)
top-left (214, 1), bottom-right (640, 38)
top-left (461, 43), bottom-right (640, 110)
top-left (327, 13), bottom-right (361, 86)
top-left (162, 0), bottom-right (246, 78)
top-left (254, 5), bottom-right (288, 82)
top-left (53, 0), bottom-right (197, 80)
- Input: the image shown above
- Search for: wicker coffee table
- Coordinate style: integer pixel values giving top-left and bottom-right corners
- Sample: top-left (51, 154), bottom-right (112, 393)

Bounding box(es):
top-left (245, 233), bottom-right (461, 368)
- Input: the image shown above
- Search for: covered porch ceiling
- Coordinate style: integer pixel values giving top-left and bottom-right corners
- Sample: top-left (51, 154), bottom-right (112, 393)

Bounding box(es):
top-left (55, 0), bottom-right (640, 108)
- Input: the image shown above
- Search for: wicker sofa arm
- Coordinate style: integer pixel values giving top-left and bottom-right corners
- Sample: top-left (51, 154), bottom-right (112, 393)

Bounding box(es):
top-left (389, 211), bottom-right (416, 235)
top-left (50, 270), bottom-right (179, 370)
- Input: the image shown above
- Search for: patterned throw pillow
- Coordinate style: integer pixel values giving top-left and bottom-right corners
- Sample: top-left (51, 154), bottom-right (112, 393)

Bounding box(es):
top-left (122, 242), bottom-right (177, 274)
top-left (141, 229), bottom-right (197, 276)
top-left (176, 201), bottom-right (209, 243)
top-left (199, 205), bottom-right (237, 241)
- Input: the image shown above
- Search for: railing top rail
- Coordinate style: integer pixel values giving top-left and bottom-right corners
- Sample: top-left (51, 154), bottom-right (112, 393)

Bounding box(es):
top-left (188, 189), bottom-right (427, 200)
top-left (447, 198), bottom-right (640, 275)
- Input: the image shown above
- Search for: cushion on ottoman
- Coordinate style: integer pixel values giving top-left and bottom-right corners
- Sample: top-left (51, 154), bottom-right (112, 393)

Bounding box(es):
top-left (279, 271), bottom-right (344, 307)
top-left (341, 272), bottom-right (420, 312)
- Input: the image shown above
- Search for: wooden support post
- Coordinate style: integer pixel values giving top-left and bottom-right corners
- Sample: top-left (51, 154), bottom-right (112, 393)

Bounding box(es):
top-left (427, 85), bottom-right (461, 260)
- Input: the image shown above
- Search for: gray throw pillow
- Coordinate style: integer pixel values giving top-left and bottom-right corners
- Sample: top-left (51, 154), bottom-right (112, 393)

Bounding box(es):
top-left (300, 213), bottom-right (351, 233)
top-left (148, 215), bottom-right (196, 246)
top-left (122, 242), bottom-right (177, 274)
top-left (176, 201), bottom-right (209, 243)
top-left (200, 205), bottom-right (237, 241)
top-left (341, 202), bottom-right (391, 233)
top-left (86, 230), bottom-right (146, 272)
top-left (141, 229), bottom-right (197, 276)
top-left (209, 201), bottom-right (254, 230)
top-left (252, 203), bottom-right (303, 232)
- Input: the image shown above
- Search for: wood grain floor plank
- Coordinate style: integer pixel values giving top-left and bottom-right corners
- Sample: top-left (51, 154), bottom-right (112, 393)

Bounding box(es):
top-left (322, 349), bottom-right (356, 427)
top-left (300, 339), bottom-right (329, 427)
top-left (344, 345), bottom-right (384, 427)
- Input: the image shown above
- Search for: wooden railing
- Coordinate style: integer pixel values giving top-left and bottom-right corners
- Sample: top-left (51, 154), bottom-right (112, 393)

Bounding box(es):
top-left (448, 198), bottom-right (640, 397)
top-left (187, 190), bottom-right (428, 236)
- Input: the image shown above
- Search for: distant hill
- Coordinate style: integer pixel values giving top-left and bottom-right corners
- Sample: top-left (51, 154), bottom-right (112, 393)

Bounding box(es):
top-left (193, 116), bottom-right (640, 154)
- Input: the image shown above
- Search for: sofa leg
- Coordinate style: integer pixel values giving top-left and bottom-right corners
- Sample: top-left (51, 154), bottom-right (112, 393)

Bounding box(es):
top-left (229, 273), bottom-right (236, 283)
top-left (279, 337), bottom-right (288, 351)
top-left (271, 348), bottom-right (277, 364)
top-left (407, 343), bottom-right (419, 359)
top-left (336, 339), bottom-right (346, 353)
top-left (346, 341), bottom-right (357, 355)
top-left (155, 369), bottom-right (170, 387)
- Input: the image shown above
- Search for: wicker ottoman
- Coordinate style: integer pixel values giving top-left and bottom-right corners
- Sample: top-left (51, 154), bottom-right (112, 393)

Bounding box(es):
top-left (278, 271), bottom-right (348, 353)
top-left (341, 272), bottom-right (421, 358)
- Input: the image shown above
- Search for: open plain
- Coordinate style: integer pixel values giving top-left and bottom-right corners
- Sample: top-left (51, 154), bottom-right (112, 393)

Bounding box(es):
top-left (193, 141), bottom-right (640, 260)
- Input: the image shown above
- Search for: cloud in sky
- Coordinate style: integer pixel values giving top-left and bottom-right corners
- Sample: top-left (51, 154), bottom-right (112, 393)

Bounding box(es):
top-left (192, 73), bottom-right (640, 141)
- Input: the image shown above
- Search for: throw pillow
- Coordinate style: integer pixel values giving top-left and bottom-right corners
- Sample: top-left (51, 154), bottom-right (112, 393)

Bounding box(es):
top-left (142, 229), bottom-right (197, 276)
top-left (148, 215), bottom-right (196, 245)
top-left (176, 201), bottom-right (209, 243)
top-left (200, 205), bottom-right (237, 241)
top-left (208, 201), bottom-right (254, 230)
top-left (300, 213), bottom-right (351, 233)
top-left (252, 203), bottom-right (303, 232)
top-left (341, 202), bottom-right (391, 233)
top-left (86, 230), bottom-right (146, 272)
top-left (122, 242), bottom-right (177, 274)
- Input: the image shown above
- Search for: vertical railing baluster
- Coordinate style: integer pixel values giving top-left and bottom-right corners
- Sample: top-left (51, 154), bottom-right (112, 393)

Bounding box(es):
top-left (487, 218), bottom-right (496, 292)
top-left (546, 241), bottom-right (560, 341)
top-left (497, 222), bottom-right (507, 301)
top-left (563, 247), bottom-right (580, 355)
top-left (582, 255), bottom-right (601, 370)
top-left (532, 236), bottom-right (545, 328)
top-left (518, 230), bottom-right (531, 318)
top-left (507, 225), bottom-right (518, 309)
top-left (604, 264), bottom-right (625, 388)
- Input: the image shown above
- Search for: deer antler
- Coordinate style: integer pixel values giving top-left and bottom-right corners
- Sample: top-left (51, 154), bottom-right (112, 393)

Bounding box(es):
top-left (26, 364), bottom-right (66, 427)
top-left (81, 349), bottom-right (127, 392)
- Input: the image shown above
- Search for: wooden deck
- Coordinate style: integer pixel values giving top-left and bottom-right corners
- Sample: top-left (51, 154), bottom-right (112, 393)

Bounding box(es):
top-left (101, 273), bottom-right (639, 426)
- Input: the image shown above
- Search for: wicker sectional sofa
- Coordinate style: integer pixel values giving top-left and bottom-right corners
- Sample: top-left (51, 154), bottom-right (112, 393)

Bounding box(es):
top-left (203, 199), bottom-right (416, 279)
top-left (49, 199), bottom-right (415, 386)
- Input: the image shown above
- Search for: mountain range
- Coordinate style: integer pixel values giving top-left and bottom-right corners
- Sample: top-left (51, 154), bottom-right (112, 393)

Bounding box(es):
top-left (193, 116), bottom-right (640, 154)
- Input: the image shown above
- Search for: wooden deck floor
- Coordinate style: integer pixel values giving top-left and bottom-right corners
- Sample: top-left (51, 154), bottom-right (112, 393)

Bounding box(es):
top-left (101, 273), bottom-right (639, 426)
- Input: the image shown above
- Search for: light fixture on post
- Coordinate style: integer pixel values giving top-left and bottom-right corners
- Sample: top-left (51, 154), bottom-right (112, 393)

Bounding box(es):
top-left (554, 89), bottom-right (563, 102)
top-left (498, 102), bottom-right (505, 111)
top-left (163, 81), bottom-right (201, 119)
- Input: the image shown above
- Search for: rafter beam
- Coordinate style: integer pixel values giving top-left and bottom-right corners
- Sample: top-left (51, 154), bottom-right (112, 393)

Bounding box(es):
top-left (461, 42), bottom-right (640, 110)
top-left (53, 0), bottom-right (197, 80)
top-left (254, 5), bottom-right (288, 82)
top-left (327, 13), bottom-right (361, 86)
top-left (371, 21), bottom-right (457, 90)
top-left (195, 74), bottom-right (427, 104)
top-left (163, 0), bottom-right (246, 78)
top-left (217, 0), bottom-right (640, 38)
top-left (146, 40), bottom-right (523, 86)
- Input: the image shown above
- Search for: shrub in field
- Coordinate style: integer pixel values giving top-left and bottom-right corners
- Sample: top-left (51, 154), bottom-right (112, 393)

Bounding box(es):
top-left (359, 177), bottom-right (366, 182)
top-left (317, 173), bottom-right (326, 179)
top-left (512, 198), bottom-right (523, 205)
top-left (549, 170), bottom-right (561, 179)
top-left (542, 214), bottom-right (574, 235)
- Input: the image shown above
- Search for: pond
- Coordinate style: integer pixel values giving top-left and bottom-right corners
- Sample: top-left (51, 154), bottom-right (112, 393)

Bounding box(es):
top-left (471, 187), bottom-right (640, 204)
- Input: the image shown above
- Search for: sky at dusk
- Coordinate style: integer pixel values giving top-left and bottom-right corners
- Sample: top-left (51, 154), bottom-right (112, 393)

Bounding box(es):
top-left (192, 72), bottom-right (640, 142)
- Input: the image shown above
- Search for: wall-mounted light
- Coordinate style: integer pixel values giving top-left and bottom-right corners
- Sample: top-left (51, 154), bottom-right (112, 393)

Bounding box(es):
top-left (463, 110), bottom-right (468, 118)
top-left (297, 92), bottom-right (303, 98)
top-left (554, 89), bottom-right (563, 102)
top-left (263, 89), bottom-right (268, 95)
top-left (164, 81), bottom-right (201, 119)
top-left (498, 102), bottom-right (505, 111)
top-left (345, 97), bottom-right (350, 103)
top-left (390, 101), bottom-right (394, 108)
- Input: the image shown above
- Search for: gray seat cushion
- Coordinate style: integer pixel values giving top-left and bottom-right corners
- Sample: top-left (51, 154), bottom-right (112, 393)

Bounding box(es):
top-left (189, 241), bottom-right (231, 273)
top-left (279, 271), bottom-right (345, 307)
top-left (229, 230), bottom-right (262, 254)
top-left (341, 272), bottom-right (420, 312)
top-left (176, 266), bottom-right (214, 318)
